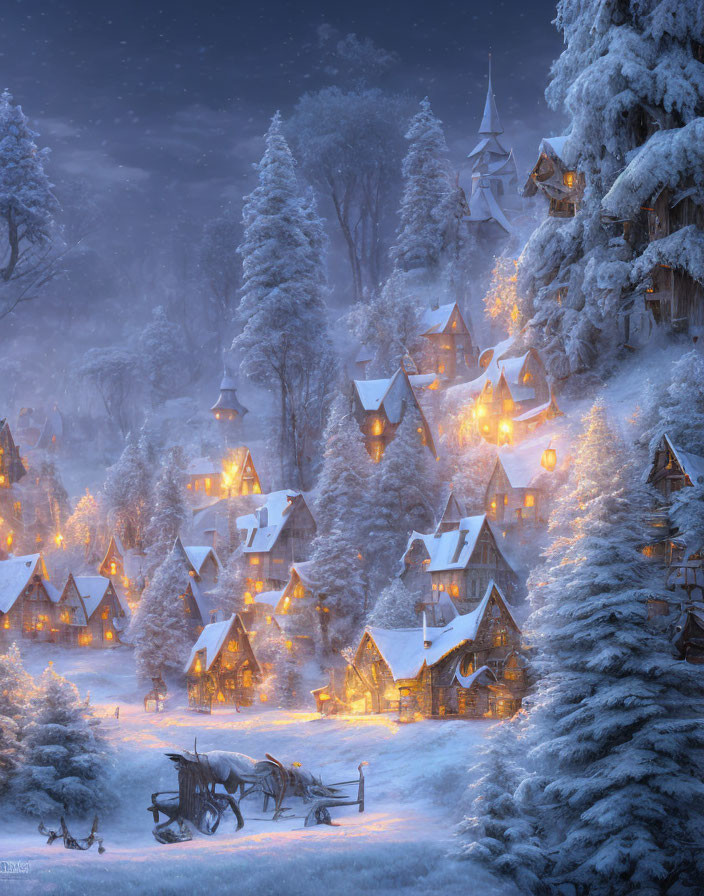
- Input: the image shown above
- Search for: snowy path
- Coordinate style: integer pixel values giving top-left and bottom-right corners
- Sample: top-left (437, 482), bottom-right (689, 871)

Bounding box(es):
top-left (0, 646), bottom-right (508, 896)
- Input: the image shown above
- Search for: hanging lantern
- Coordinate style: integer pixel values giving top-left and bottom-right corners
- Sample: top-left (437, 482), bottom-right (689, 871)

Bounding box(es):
top-left (541, 447), bottom-right (557, 471)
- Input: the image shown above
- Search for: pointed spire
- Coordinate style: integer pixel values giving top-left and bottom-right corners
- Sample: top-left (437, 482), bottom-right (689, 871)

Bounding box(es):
top-left (479, 54), bottom-right (503, 136)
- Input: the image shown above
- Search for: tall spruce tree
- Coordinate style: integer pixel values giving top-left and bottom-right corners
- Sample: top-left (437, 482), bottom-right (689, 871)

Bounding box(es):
top-left (0, 644), bottom-right (35, 795)
top-left (392, 97), bottom-right (454, 275)
top-left (103, 430), bottom-right (154, 551)
top-left (234, 113), bottom-right (332, 488)
top-left (145, 448), bottom-right (188, 561)
top-left (519, 0), bottom-right (704, 378)
top-left (309, 389), bottom-right (374, 650)
top-left (131, 547), bottom-right (193, 680)
top-left (14, 665), bottom-right (109, 817)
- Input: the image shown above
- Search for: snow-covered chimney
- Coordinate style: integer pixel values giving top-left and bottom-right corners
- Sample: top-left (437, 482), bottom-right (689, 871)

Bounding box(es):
top-left (423, 611), bottom-right (431, 649)
top-left (257, 506), bottom-right (268, 528)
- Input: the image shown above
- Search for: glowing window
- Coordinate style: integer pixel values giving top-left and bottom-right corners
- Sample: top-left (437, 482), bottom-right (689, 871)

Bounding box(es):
top-left (524, 494), bottom-right (535, 508)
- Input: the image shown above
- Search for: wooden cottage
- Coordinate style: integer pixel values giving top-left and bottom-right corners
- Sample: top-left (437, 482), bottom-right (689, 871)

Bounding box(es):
top-left (646, 434), bottom-right (704, 499)
top-left (337, 582), bottom-right (523, 721)
top-left (0, 553), bottom-right (60, 641)
top-left (185, 614), bottom-right (262, 711)
top-left (236, 491), bottom-right (317, 597)
top-left (99, 533), bottom-right (145, 595)
top-left (186, 458), bottom-right (221, 499)
top-left (417, 302), bottom-right (478, 380)
top-left (0, 419), bottom-right (26, 488)
top-left (352, 368), bottom-right (437, 462)
top-left (485, 438), bottom-right (564, 526)
top-left (523, 136), bottom-right (584, 218)
top-left (55, 574), bottom-right (129, 647)
top-left (173, 538), bottom-right (222, 591)
top-left (463, 347), bottom-right (560, 445)
top-left (187, 448), bottom-right (262, 501)
top-left (402, 514), bottom-right (516, 624)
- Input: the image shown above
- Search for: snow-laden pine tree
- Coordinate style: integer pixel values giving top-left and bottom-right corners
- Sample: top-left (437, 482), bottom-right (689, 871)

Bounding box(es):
top-left (455, 718), bottom-right (547, 894)
top-left (207, 547), bottom-right (247, 619)
top-left (14, 665), bottom-right (109, 817)
top-left (369, 407), bottom-right (440, 591)
top-left (0, 89), bottom-right (58, 318)
top-left (641, 347), bottom-right (704, 457)
top-left (366, 578), bottom-right (418, 628)
top-left (0, 644), bottom-right (35, 794)
top-left (309, 389), bottom-right (374, 650)
top-left (103, 430), bottom-right (154, 550)
top-left (670, 482), bottom-right (704, 555)
top-left (65, 490), bottom-right (104, 563)
top-left (234, 113), bottom-right (333, 488)
top-left (521, 403), bottom-right (704, 894)
top-left (145, 448), bottom-right (187, 561)
top-left (138, 306), bottom-right (188, 402)
top-left (392, 98), bottom-right (455, 275)
top-left (131, 546), bottom-right (194, 680)
top-left (519, 1), bottom-right (704, 379)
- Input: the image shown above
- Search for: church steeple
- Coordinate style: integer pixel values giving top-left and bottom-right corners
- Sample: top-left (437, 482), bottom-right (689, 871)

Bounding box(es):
top-left (479, 55), bottom-right (503, 136)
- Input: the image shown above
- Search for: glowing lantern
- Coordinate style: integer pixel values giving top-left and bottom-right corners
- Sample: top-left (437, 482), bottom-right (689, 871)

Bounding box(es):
top-left (0, 475), bottom-right (4, 485)
top-left (194, 657), bottom-right (202, 673)
top-left (3, 618), bottom-right (10, 629)
top-left (109, 561), bottom-right (117, 576)
top-left (54, 533), bottom-right (63, 548)
top-left (541, 447), bottom-right (557, 471)
top-left (105, 630), bottom-right (114, 641)
top-left (260, 693), bottom-right (268, 703)
top-left (370, 416), bottom-right (384, 436)
top-left (490, 500), bottom-right (497, 510)
top-left (285, 640), bottom-right (293, 651)
top-left (6, 534), bottom-right (12, 548)
top-left (563, 170), bottom-right (575, 188)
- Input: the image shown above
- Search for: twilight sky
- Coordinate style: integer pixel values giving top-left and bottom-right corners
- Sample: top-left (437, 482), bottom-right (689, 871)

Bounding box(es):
top-left (0, 0), bottom-right (564, 227)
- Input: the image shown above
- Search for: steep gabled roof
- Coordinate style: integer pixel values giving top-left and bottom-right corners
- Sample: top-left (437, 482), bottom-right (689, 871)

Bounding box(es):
top-left (436, 491), bottom-right (467, 533)
top-left (362, 581), bottom-right (518, 680)
top-left (404, 515), bottom-right (509, 573)
top-left (72, 575), bottom-right (112, 621)
top-left (0, 554), bottom-right (44, 614)
top-left (187, 457), bottom-right (219, 477)
top-left (174, 538), bottom-right (222, 578)
top-left (479, 67), bottom-right (502, 136)
top-left (185, 614), bottom-right (237, 673)
top-left (466, 182), bottom-right (512, 233)
top-left (649, 434), bottom-right (704, 486)
top-left (420, 302), bottom-right (463, 336)
top-left (236, 490), bottom-right (312, 555)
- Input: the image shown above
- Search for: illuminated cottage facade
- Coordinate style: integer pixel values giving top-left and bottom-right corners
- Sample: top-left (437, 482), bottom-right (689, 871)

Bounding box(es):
top-left (485, 437), bottom-right (562, 527)
top-left (601, 119), bottom-right (704, 336)
top-left (325, 582), bottom-right (524, 721)
top-left (646, 434), bottom-right (704, 499)
top-left (236, 491), bottom-right (317, 602)
top-left (417, 302), bottom-right (478, 381)
top-left (172, 538), bottom-right (223, 636)
top-left (55, 574), bottom-right (129, 647)
top-left (352, 368), bottom-right (437, 462)
top-left (99, 534), bottom-right (145, 598)
top-left (0, 554), bottom-right (59, 640)
top-left (185, 614), bottom-right (262, 711)
top-left (523, 136), bottom-right (584, 218)
top-left (465, 345), bottom-right (561, 445)
top-left (402, 512), bottom-right (516, 626)
top-left (186, 448), bottom-right (261, 501)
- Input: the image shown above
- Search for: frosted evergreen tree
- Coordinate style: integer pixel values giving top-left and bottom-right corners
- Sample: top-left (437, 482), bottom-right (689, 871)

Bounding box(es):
top-left (131, 546), bottom-right (193, 680)
top-left (14, 665), bottom-right (109, 817)
top-left (0, 644), bottom-right (35, 794)
top-left (208, 547), bottom-right (248, 619)
top-left (519, 1), bottom-right (704, 378)
top-left (523, 403), bottom-right (704, 894)
top-left (670, 482), bottom-right (704, 554)
top-left (103, 430), bottom-right (154, 550)
top-left (145, 448), bottom-right (187, 561)
top-left (65, 490), bottom-right (104, 563)
top-left (309, 389), bottom-right (374, 649)
top-left (367, 578), bottom-right (418, 629)
top-left (392, 98), bottom-right (454, 274)
top-left (234, 113), bottom-right (332, 488)
top-left (455, 718), bottom-right (547, 894)
top-left (138, 306), bottom-right (188, 402)
top-left (0, 89), bottom-right (58, 319)
top-left (643, 348), bottom-right (704, 457)
top-left (369, 407), bottom-right (440, 590)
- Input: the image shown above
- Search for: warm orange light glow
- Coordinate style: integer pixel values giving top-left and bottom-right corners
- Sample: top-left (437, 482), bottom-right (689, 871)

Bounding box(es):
top-left (563, 170), bottom-right (575, 188)
top-left (105, 630), bottom-right (114, 641)
top-left (476, 403), bottom-right (487, 418)
top-left (3, 618), bottom-right (10, 629)
top-left (255, 581), bottom-right (263, 593)
top-left (194, 657), bottom-right (202, 673)
top-left (244, 592), bottom-right (254, 605)
top-left (54, 533), bottom-right (63, 547)
top-left (260, 693), bottom-right (268, 703)
top-left (6, 534), bottom-right (12, 548)
top-left (541, 447), bottom-right (557, 471)
top-left (524, 494), bottom-right (535, 508)
top-left (249, 556), bottom-right (260, 565)
top-left (285, 640), bottom-right (293, 650)
top-left (215, 412), bottom-right (221, 419)
top-left (109, 561), bottom-right (117, 576)
top-left (438, 363), bottom-right (445, 374)
top-left (370, 416), bottom-right (384, 436)
top-left (490, 500), bottom-right (497, 510)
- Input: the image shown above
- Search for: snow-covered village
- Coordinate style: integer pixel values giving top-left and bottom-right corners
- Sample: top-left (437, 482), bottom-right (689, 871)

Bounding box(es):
top-left (0, 2), bottom-right (703, 894)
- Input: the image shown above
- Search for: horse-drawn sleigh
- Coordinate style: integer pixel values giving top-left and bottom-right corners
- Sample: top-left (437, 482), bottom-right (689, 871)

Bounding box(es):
top-left (147, 746), bottom-right (366, 843)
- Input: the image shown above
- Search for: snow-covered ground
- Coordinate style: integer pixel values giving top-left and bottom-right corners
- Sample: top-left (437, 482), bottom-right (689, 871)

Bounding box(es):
top-left (0, 645), bottom-right (511, 896)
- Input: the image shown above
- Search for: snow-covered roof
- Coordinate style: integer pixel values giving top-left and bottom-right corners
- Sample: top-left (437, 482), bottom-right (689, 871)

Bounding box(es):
top-left (420, 303), bottom-right (457, 335)
top-left (181, 543), bottom-right (221, 576)
top-left (497, 444), bottom-right (546, 490)
top-left (236, 490), bottom-right (303, 554)
top-left (254, 590), bottom-right (284, 608)
top-left (364, 582), bottom-right (515, 680)
top-left (185, 614), bottom-right (238, 673)
top-left (661, 434), bottom-right (704, 485)
top-left (478, 335), bottom-right (518, 369)
top-left (0, 554), bottom-right (42, 614)
top-left (466, 182), bottom-right (512, 234)
top-left (512, 394), bottom-right (558, 422)
top-left (479, 71), bottom-right (502, 136)
top-left (290, 560), bottom-right (320, 590)
top-left (631, 226), bottom-right (704, 287)
top-left (602, 120), bottom-right (704, 221)
top-left (542, 136), bottom-right (569, 164)
top-left (73, 576), bottom-right (111, 621)
top-left (187, 457), bottom-right (219, 477)
top-left (405, 515), bottom-right (492, 572)
top-left (355, 344), bottom-right (374, 364)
